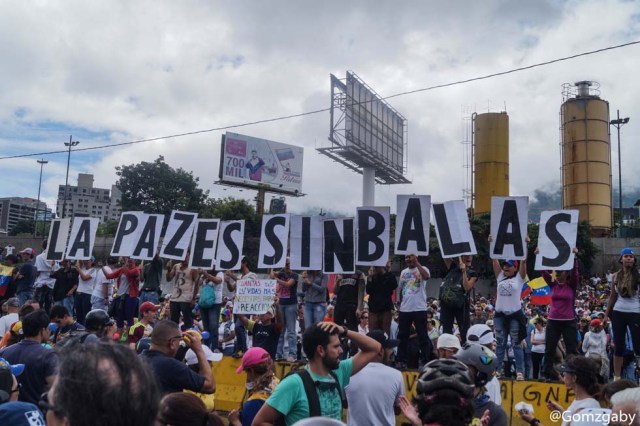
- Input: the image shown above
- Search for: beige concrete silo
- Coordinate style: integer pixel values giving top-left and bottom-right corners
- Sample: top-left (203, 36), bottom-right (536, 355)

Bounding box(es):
top-left (561, 81), bottom-right (612, 237)
top-left (473, 112), bottom-right (509, 215)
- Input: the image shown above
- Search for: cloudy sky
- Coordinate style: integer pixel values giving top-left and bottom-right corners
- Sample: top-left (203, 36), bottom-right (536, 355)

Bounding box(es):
top-left (1, 0), bottom-right (639, 217)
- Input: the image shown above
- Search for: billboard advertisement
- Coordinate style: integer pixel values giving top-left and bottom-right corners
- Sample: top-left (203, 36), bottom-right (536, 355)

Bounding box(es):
top-left (219, 132), bottom-right (304, 195)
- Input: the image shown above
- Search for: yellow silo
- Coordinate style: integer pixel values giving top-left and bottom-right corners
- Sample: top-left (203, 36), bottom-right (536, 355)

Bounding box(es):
top-left (561, 81), bottom-right (612, 237)
top-left (473, 112), bottom-right (509, 215)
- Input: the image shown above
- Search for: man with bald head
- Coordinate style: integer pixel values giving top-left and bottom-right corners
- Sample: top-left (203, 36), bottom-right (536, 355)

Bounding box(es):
top-left (139, 320), bottom-right (214, 395)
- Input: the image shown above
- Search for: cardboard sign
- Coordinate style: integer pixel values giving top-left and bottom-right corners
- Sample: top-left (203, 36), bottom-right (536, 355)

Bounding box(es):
top-left (535, 210), bottom-right (579, 270)
top-left (46, 219), bottom-right (71, 261)
top-left (323, 218), bottom-right (355, 274)
top-left (433, 200), bottom-right (477, 258)
top-left (356, 207), bottom-right (390, 266)
top-left (160, 211), bottom-right (198, 260)
top-left (65, 218), bottom-right (99, 260)
top-left (233, 279), bottom-right (277, 315)
top-left (111, 212), bottom-right (144, 257)
top-left (290, 215), bottom-right (323, 270)
top-left (131, 214), bottom-right (164, 260)
top-left (395, 195), bottom-right (430, 256)
top-left (258, 214), bottom-right (290, 269)
top-left (189, 219), bottom-right (220, 269)
top-left (490, 196), bottom-right (529, 260)
top-left (216, 220), bottom-right (245, 270)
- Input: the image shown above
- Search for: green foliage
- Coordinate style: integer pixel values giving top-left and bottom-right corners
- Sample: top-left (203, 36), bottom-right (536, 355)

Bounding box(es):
top-left (115, 156), bottom-right (209, 216)
top-left (97, 220), bottom-right (120, 237)
top-left (9, 220), bottom-right (35, 236)
top-left (199, 197), bottom-right (261, 237)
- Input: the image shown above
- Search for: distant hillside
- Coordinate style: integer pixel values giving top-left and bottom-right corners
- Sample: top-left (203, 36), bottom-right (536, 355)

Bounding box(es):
top-left (529, 185), bottom-right (640, 223)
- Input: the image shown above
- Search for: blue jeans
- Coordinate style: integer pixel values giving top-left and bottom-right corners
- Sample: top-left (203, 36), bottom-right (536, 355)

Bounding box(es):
top-left (494, 314), bottom-right (525, 375)
top-left (234, 314), bottom-right (247, 352)
top-left (139, 291), bottom-right (160, 316)
top-left (277, 303), bottom-right (299, 358)
top-left (201, 304), bottom-right (221, 350)
top-left (17, 290), bottom-right (33, 307)
top-left (55, 296), bottom-right (75, 315)
top-left (304, 303), bottom-right (326, 330)
top-left (75, 292), bottom-right (93, 325)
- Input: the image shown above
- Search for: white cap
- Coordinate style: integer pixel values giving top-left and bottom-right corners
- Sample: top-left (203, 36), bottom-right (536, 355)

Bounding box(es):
top-left (437, 333), bottom-right (461, 350)
top-left (467, 324), bottom-right (495, 346)
top-left (185, 346), bottom-right (223, 365)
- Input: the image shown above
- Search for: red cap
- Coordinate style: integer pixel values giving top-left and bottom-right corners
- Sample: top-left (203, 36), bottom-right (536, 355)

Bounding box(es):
top-left (140, 301), bottom-right (160, 314)
top-left (590, 319), bottom-right (602, 327)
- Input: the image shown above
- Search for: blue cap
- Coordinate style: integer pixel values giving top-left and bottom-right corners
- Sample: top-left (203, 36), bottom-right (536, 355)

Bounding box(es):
top-left (0, 358), bottom-right (24, 376)
top-left (501, 259), bottom-right (517, 267)
top-left (618, 248), bottom-right (636, 263)
top-left (0, 402), bottom-right (46, 426)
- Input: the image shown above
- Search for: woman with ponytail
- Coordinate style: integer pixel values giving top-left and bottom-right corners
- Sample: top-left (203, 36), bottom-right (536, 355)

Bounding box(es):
top-left (605, 248), bottom-right (640, 380)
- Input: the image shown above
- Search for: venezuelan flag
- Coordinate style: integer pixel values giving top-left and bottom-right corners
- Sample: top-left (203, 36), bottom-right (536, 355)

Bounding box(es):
top-left (521, 277), bottom-right (551, 306)
top-left (0, 264), bottom-right (14, 297)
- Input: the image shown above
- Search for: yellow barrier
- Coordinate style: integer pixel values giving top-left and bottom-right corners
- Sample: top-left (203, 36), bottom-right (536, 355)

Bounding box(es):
top-left (213, 357), bottom-right (568, 424)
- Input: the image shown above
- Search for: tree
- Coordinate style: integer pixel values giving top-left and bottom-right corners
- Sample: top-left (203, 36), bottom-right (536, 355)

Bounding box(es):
top-left (9, 220), bottom-right (35, 236)
top-left (97, 220), bottom-right (120, 237)
top-left (115, 156), bottom-right (209, 216)
top-left (199, 197), bottom-right (261, 237)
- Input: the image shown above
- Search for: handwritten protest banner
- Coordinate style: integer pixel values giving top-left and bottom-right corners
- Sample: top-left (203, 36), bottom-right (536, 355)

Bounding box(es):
top-left (233, 279), bottom-right (277, 315)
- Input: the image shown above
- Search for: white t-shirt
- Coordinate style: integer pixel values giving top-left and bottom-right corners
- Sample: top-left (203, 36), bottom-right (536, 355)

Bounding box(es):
top-left (4, 245), bottom-right (14, 255)
top-left (92, 266), bottom-right (114, 300)
top-left (205, 271), bottom-right (224, 305)
top-left (562, 398), bottom-right (600, 426)
top-left (0, 312), bottom-right (19, 336)
top-left (77, 267), bottom-right (96, 295)
top-left (582, 330), bottom-right (607, 357)
top-left (399, 267), bottom-right (429, 312)
top-left (485, 376), bottom-right (501, 405)
top-left (612, 275), bottom-right (640, 312)
top-left (346, 362), bottom-right (404, 426)
top-left (218, 320), bottom-right (236, 349)
top-left (495, 272), bottom-right (524, 314)
top-left (531, 329), bottom-right (546, 353)
top-left (34, 253), bottom-right (57, 289)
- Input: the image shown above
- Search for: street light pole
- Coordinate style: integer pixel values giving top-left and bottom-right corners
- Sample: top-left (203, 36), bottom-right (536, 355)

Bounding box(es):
top-left (35, 159), bottom-right (49, 237)
top-left (610, 110), bottom-right (630, 236)
top-left (62, 135), bottom-right (80, 219)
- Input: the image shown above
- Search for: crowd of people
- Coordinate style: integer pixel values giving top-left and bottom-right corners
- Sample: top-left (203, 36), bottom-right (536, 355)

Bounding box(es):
top-left (0, 239), bottom-right (639, 425)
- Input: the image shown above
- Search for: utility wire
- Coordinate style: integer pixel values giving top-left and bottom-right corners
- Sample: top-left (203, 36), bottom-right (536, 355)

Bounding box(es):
top-left (1, 39), bottom-right (638, 161)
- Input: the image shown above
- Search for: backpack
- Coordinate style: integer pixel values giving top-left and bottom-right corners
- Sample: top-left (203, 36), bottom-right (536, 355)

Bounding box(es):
top-left (274, 367), bottom-right (346, 425)
top-left (439, 266), bottom-right (467, 309)
top-left (199, 283), bottom-right (216, 308)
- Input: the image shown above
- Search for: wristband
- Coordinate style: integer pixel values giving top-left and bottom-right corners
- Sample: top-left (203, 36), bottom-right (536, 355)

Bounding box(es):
top-left (339, 327), bottom-right (348, 339)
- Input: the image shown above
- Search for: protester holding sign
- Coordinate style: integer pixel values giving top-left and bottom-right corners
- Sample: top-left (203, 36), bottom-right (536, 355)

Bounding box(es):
top-left (199, 268), bottom-right (224, 350)
top-left (439, 255), bottom-right (477, 343)
top-left (490, 237), bottom-right (528, 381)
top-left (75, 259), bottom-right (96, 326)
top-left (302, 270), bottom-right (328, 329)
top-left (237, 299), bottom-right (282, 359)
top-left (271, 259), bottom-right (299, 362)
top-left (396, 254), bottom-right (433, 369)
top-left (365, 263), bottom-right (397, 337)
top-left (102, 258), bottom-right (141, 333)
top-left (537, 246), bottom-right (580, 381)
top-left (166, 254), bottom-right (199, 330)
top-left (605, 248), bottom-right (640, 381)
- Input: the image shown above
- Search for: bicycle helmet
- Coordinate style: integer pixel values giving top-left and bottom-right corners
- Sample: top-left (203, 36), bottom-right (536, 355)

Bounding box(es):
top-left (85, 309), bottom-right (114, 332)
top-left (455, 342), bottom-right (497, 386)
top-left (416, 358), bottom-right (474, 399)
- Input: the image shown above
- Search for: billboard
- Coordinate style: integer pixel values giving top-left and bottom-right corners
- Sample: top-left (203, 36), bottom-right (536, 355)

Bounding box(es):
top-left (345, 71), bottom-right (405, 173)
top-left (219, 132), bottom-right (304, 195)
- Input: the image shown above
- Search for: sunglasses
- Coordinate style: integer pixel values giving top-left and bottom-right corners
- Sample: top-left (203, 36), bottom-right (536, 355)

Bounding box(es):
top-left (39, 392), bottom-right (66, 417)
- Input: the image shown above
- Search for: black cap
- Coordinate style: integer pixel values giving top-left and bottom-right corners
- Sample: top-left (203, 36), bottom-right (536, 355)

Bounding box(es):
top-left (366, 330), bottom-right (399, 348)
